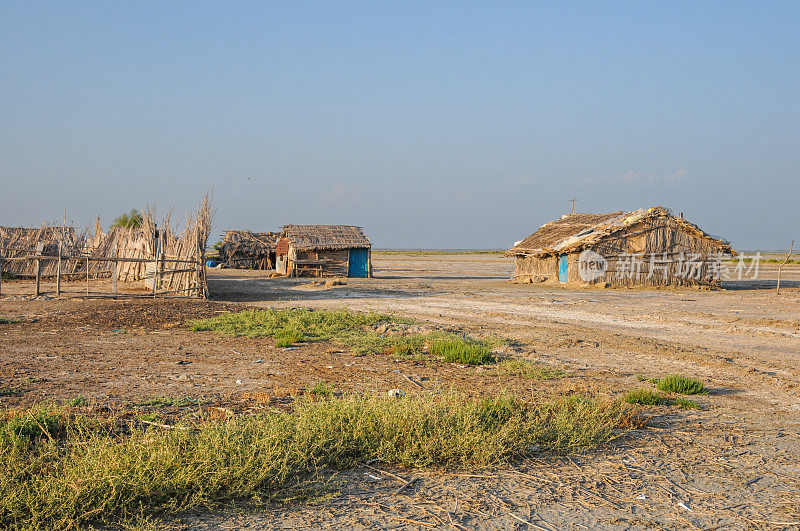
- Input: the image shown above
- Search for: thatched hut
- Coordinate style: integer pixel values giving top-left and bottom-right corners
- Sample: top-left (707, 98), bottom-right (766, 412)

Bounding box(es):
top-left (507, 207), bottom-right (734, 287)
top-left (218, 231), bottom-right (279, 269)
top-left (276, 225), bottom-right (372, 278)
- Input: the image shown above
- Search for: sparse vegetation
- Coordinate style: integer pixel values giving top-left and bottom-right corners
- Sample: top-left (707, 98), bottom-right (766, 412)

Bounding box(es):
top-left (275, 329), bottom-right (304, 348)
top-left (656, 374), bottom-right (707, 395)
top-left (66, 396), bottom-right (87, 407)
top-left (0, 387), bottom-right (24, 397)
top-left (674, 397), bottom-right (701, 410)
top-left (0, 392), bottom-right (634, 530)
top-left (429, 338), bottom-right (495, 365)
top-left (137, 397), bottom-right (197, 408)
top-left (623, 389), bottom-right (703, 409)
top-left (497, 359), bottom-right (568, 379)
top-left (137, 412), bottom-right (163, 422)
top-left (191, 308), bottom-right (399, 342)
top-left (308, 382), bottom-right (333, 397)
top-left (725, 256), bottom-right (800, 265)
top-left (192, 309), bottom-right (501, 366)
top-left (624, 388), bottom-right (669, 406)
top-left (0, 318), bottom-right (13, 325)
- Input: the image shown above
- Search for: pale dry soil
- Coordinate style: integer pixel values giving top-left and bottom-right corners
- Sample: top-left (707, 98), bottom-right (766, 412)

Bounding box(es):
top-left (1, 252), bottom-right (799, 529)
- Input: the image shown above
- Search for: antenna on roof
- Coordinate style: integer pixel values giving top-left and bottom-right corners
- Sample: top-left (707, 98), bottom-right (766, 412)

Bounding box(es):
top-left (569, 198), bottom-right (578, 215)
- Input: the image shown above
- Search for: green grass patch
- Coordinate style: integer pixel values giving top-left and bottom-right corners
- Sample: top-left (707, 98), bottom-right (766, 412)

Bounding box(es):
top-left (429, 338), bottom-right (494, 365)
top-left (66, 396), bottom-right (87, 407)
top-left (674, 397), bottom-right (701, 410)
top-left (0, 392), bottom-right (634, 530)
top-left (275, 330), bottom-right (304, 348)
top-left (137, 412), bottom-right (163, 423)
top-left (623, 388), bottom-right (669, 406)
top-left (308, 382), bottom-right (333, 397)
top-left (192, 309), bottom-right (502, 366)
top-left (655, 374), bottom-right (707, 395)
top-left (190, 308), bottom-right (400, 342)
top-left (497, 359), bottom-right (568, 379)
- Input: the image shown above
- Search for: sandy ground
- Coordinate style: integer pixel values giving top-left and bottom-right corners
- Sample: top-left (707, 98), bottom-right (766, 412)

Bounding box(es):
top-left (1, 252), bottom-right (799, 529)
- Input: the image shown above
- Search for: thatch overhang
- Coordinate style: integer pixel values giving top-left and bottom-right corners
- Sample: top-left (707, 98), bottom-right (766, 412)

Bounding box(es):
top-left (280, 225), bottom-right (370, 251)
top-left (507, 207), bottom-right (734, 257)
top-left (221, 231), bottom-right (279, 252)
top-left (0, 226), bottom-right (80, 255)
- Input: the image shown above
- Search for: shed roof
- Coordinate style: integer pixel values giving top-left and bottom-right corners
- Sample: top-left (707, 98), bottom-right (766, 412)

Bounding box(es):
top-left (281, 225), bottom-right (371, 251)
top-left (507, 207), bottom-right (733, 256)
top-left (221, 230), bottom-right (280, 251)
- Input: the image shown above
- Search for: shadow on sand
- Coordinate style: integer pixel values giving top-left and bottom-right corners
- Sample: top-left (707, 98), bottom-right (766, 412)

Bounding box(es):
top-left (207, 275), bottom-right (425, 304)
top-left (721, 279), bottom-right (800, 291)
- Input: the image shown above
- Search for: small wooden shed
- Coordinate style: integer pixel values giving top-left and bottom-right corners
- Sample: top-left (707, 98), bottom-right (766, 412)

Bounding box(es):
top-left (218, 231), bottom-right (279, 269)
top-left (507, 207), bottom-right (734, 287)
top-left (275, 225), bottom-right (372, 278)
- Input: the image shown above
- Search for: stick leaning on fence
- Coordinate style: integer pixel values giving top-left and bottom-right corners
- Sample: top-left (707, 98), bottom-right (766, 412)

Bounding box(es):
top-left (776, 240), bottom-right (795, 295)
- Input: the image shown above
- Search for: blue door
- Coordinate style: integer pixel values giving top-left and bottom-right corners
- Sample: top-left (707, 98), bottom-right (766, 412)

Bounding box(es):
top-left (348, 248), bottom-right (369, 278)
top-left (558, 254), bottom-right (568, 283)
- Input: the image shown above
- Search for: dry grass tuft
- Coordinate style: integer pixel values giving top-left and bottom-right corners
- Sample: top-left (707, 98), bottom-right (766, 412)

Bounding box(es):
top-left (0, 391), bottom-right (635, 530)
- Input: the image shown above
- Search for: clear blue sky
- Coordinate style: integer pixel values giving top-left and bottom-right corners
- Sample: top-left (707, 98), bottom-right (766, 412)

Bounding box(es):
top-left (2, 2), bottom-right (798, 249)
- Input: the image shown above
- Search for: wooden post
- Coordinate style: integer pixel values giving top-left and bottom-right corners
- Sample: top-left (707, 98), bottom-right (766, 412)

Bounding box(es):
top-left (153, 235), bottom-right (161, 298)
top-left (57, 206), bottom-right (65, 296)
top-left (569, 198), bottom-right (578, 215)
top-left (113, 262), bottom-right (118, 296)
top-left (35, 259), bottom-right (42, 296)
top-left (86, 257), bottom-right (90, 296)
top-left (777, 240), bottom-right (795, 295)
top-left (55, 247), bottom-right (62, 296)
top-left (0, 257), bottom-right (3, 297)
top-left (112, 233), bottom-right (118, 297)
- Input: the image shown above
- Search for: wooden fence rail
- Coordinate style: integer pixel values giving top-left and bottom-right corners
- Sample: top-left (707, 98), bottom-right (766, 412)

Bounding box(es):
top-left (0, 254), bottom-right (204, 299)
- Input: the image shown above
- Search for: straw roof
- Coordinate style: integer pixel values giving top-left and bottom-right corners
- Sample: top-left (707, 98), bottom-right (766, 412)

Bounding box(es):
top-left (0, 226), bottom-right (81, 256)
top-left (507, 207), bottom-right (733, 257)
top-left (221, 231), bottom-right (279, 251)
top-left (281, 225), bottom-right (370, 251)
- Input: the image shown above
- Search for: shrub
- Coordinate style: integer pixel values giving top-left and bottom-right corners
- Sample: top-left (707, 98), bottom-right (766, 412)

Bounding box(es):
top-left (308, 382), bottom-right (333, 398)
top-left (429, 339), bottom-right (494, 365)
top-left (67, 396), bottom-right (87, 407)
top-left (623, 388), bottom-right (669, 406)
top-left (656, 374), bottom-right (706, 395)
top-left (275, 330), bottom-right (304, 348)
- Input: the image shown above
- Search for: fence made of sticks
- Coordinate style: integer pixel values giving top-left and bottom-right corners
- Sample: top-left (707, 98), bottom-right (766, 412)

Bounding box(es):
top-left (0, 195), bottom-right (213, 299)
